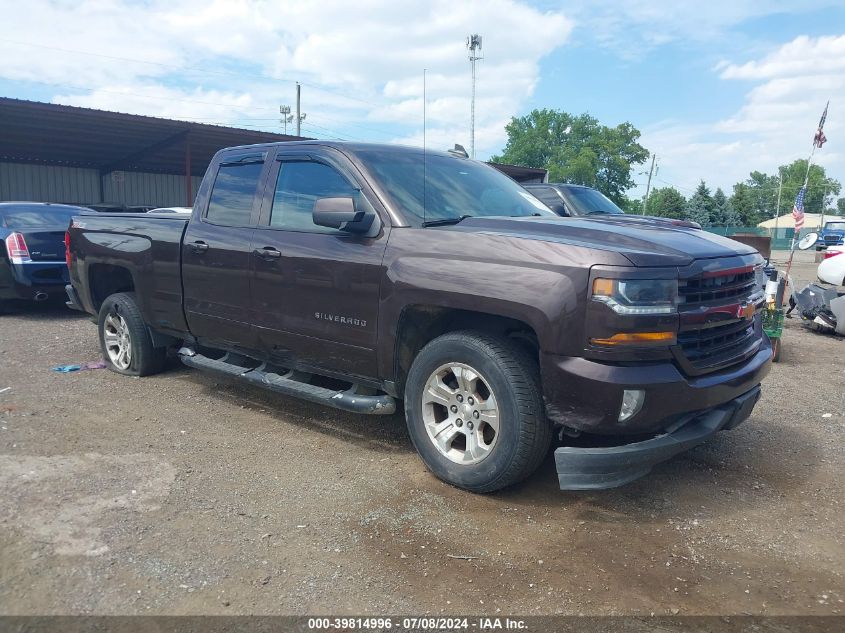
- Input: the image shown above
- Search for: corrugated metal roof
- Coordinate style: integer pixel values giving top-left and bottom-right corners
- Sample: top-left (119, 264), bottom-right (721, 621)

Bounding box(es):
top-left (488, 162), bottom-right (548, 183)
top-left (0, 97), bottom-right (305, 177)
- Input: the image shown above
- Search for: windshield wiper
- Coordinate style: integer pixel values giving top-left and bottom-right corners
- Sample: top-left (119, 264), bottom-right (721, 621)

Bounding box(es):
top-left (422, 214), bottom-right (473, 227)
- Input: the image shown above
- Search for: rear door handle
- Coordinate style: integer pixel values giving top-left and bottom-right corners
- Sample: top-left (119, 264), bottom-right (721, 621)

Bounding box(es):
top-left (190, 240), bottom-right (209, 254)
top-left (254, 247), bottom-right (282, 260)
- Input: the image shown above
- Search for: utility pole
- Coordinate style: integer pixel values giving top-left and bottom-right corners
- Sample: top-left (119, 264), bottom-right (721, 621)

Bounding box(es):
top-left (279, 105), bottom-right (292, 134)
top-left (466, 34), bottom-right (482, 158)
top-left (643, 153), bottom-right (656, 213)
top-left (295, 83), bottom-right (306, 136)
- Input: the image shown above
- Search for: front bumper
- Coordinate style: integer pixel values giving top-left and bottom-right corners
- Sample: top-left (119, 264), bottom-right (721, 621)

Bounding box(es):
top-left (541, 338), bottom-right (771, 435)
top-left (555, 385), bottom-right (761, 490)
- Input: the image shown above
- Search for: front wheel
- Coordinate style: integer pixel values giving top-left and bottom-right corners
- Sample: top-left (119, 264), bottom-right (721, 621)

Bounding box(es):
top-left (97, 292), bottom-right (166, 376)
top-left (404, 331), bottom-right (551, 493)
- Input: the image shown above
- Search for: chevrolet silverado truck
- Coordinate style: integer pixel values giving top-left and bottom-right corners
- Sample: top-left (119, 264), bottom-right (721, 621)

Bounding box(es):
top-left (65, 141), bottom-right (771, 492)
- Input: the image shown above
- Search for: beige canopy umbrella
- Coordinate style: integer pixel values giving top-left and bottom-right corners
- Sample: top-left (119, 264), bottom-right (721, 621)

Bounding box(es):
top-left (757, 213), bottom-right (829, 229)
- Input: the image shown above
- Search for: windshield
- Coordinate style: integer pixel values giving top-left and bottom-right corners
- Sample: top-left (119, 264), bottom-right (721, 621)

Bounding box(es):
top-left (356, 150), bottom-right (555, 225)
top-left (826, 222), bottom-right (845, 231)
top-left (565, 187), bottom-right (624, 215)
top-left (1, 205), bottom-right (82, 229)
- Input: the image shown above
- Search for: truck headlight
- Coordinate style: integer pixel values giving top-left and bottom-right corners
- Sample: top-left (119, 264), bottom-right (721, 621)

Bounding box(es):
top-left (592, 278), bottom-right (678, 315)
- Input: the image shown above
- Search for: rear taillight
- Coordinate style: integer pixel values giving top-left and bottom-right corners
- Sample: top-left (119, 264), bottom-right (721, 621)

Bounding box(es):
top-left (824, 248), bottom-right (843, 260)
top-left (64, 231), bottom-right (72, 268)
top-left (5, 232), bottom-right (31, 264)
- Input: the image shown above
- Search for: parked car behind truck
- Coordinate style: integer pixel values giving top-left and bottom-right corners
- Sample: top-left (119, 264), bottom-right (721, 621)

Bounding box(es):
top-left (1, 202), bottom-right (90, 309)
top-left (65, 141), bottom-right (771, 492)
top-left (524, 182), bottom-right (701, 229)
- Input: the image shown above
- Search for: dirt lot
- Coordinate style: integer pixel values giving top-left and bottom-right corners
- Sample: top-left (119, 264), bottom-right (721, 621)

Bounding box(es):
top-left (0, 250), bottom-right (843, 616)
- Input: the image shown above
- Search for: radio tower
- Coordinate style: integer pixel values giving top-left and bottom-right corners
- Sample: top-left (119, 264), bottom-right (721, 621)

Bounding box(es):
top-left (466, 34), bottom-right (482, 158)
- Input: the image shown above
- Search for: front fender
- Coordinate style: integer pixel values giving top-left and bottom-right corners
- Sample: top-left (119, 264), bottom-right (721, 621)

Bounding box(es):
top-left (377, 229), bottom-right (599, 379)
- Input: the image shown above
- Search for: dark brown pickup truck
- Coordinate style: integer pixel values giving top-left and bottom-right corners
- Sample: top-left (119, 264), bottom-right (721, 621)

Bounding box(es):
top-left (65, 141), bottom-right (771, 492)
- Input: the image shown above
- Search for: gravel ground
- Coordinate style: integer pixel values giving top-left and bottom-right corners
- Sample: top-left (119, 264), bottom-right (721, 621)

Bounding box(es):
top-left (0, 250), bottom-right (842, 616)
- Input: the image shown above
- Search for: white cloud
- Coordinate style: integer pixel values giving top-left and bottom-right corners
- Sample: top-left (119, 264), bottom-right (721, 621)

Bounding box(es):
top-left (52, 85), bottom-right (256, 125)
top-left (717, 35), bottom-right (845, 80)
top-left (639, 33), bottom-right (844, 200)
top-left (565, 0), bottom-right (838, 59)
top-left (0, 0), bottom-right (572, 157)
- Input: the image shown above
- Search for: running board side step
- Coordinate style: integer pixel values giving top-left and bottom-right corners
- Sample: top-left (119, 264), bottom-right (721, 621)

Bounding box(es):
top-left (177, 348), bottom-right (396, 415)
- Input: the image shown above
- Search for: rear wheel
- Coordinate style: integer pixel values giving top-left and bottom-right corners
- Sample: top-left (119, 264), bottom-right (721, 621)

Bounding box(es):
top-left (97, 292), bottom-right (166, 376)
top-left (404, 331), bottom-right (551, 493)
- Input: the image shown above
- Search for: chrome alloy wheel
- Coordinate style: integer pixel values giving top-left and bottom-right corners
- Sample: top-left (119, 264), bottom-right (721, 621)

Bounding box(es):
top-left (103, 313), bottom-right (132, 370)
top-left (421, 362), bottom-right (500, 465)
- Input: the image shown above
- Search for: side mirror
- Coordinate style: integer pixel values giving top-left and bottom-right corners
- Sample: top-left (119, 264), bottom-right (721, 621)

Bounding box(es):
top-left (313, 196), bottom-right (374, 233)
top-left (797, 232), bottom-right (819, 250)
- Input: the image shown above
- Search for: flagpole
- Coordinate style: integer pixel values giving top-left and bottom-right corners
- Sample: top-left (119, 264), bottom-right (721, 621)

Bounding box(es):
top-left (786, 144), bottom-right (815, 273)
top-left (785, 101), bottom-right (828, 277)
top-left (773, 170), bottom-right (782, 236)
top-left (802, 143), bottom-right (817, 189)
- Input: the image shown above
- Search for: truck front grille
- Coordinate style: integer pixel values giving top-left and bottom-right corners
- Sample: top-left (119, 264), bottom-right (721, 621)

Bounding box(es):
top-left (676, 267), bottom-right (763, 375)
top-left (678, 268), bottom-right (757, 304)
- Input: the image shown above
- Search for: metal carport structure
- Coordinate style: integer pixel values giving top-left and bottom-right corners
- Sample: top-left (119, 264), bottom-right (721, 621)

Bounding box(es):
top-left (0, 97), bottom-right (303, 208)
top-left (0, 97), bottom-right (547, 208)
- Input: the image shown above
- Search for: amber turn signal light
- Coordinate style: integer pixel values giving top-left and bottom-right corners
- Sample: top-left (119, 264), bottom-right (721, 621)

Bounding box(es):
top-left (591, 331), bottom-right (677, 346)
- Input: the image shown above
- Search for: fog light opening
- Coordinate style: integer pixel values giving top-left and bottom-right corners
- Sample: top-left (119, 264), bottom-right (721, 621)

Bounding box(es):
top-left (619, 389), bottom-right (645, 422)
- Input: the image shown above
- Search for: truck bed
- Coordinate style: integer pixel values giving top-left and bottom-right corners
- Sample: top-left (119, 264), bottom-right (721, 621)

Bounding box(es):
top-left (67, 213), bottom-right (190, 336)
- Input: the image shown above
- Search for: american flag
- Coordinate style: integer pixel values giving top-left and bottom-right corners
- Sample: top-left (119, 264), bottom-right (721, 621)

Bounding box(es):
top-left (792, 186), bottom-right (806, 230)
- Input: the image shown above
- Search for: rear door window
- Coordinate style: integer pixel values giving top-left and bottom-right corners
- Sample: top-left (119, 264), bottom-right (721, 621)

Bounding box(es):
top-left (205, 162), bottom-right (264, 226)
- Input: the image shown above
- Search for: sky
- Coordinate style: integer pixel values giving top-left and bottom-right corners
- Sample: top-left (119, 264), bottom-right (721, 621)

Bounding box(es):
top-left (0, 0), bottom-right (843, 201)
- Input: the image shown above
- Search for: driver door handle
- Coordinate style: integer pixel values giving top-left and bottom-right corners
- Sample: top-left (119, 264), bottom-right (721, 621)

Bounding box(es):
top-left (190, 240), bottom-right (208, 254)
top-left (254, 246), bottom-right (282, 260)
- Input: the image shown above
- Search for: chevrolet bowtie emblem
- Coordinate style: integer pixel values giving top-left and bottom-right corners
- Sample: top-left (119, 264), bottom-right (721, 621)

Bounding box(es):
top-left (737, 303), bottom-right (755, 320)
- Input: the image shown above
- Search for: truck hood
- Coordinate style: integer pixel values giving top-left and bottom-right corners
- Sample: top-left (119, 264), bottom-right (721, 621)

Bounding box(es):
top-left (449, 215), bottom-right (758, 267)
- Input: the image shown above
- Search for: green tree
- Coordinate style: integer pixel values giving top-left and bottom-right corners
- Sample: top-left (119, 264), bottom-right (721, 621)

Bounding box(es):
top-left (777, 159), bottom-right (841, 215)
top-left (644, 187), bottom-right (686, 219)
top-left (730, 182), bottom-right (757, 225)
top-left (621, 197), bottom-right (643, 214)
top-left (745, 171), bottom-right (779, 223)
top-left (837, 197), bottom-right (845, 215)
top-left (711, 187), bottom-right (740, 226)
top-left (684, 181), bottom-right (714, 227)
top-left (492, 109), bottom-right (649, 206)
top-left (736, 160), bottom-right (842, 224)
top-left (685, 197), bottom-right (710, 227)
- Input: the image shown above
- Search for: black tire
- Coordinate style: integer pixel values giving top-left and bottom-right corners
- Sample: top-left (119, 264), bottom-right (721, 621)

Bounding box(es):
top-left (97, 292), bottom-right (166, 376)
top-left (404, 330), bottom-right (551, 493)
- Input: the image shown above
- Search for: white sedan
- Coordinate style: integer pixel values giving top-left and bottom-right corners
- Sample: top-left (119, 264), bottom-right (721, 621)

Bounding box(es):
top-left (818, 247), bottom-right (845, 286)
top-left (146, 207), bottom-right (192, 214)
